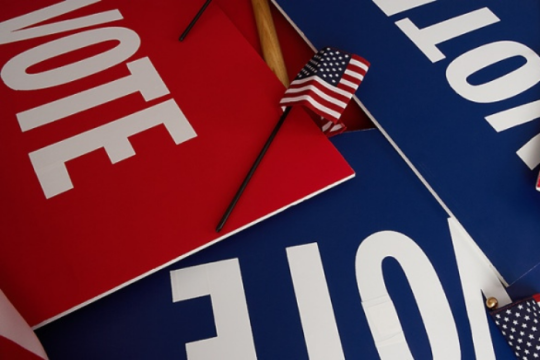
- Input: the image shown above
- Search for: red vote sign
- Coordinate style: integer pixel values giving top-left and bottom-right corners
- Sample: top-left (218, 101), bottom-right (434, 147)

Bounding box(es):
top-left (0, 0), bottom-right (353, 326)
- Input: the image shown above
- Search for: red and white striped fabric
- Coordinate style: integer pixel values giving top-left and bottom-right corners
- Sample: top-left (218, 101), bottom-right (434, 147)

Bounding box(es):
top-left (0, 290), bottom-right (48, 360)
top-left (280, 47), bottom-right (369, 136)
top-left (536, 171), bottom-right (540, 191)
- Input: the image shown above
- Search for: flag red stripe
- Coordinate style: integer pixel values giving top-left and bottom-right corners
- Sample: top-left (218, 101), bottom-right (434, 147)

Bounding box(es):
top-left (281, 85), bottom-right (347, 118)
top-left (287, 78), bottom-right (351, 104)
top-left (281, 94), bottom-right (341, 121)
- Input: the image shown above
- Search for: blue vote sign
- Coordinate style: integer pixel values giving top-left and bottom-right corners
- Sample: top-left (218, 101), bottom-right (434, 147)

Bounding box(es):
top-left (37, 130), bottom-right (516, 359)
top-left (272, 0), bottom-right (540, 285)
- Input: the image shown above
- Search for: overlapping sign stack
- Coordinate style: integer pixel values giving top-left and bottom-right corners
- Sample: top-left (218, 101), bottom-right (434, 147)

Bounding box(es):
top-left (1, 0), bottom-right (540, 359)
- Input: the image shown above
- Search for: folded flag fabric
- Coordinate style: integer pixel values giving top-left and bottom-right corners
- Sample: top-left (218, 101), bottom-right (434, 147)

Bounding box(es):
top-left (0, 290), bottom-right (48, 360)
top-left (280, 47), bottom-right (369, 136)
top-left (489, 294), bottom-right (540, 360)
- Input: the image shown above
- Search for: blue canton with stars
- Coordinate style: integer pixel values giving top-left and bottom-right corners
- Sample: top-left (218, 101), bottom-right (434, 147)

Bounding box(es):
top-left (296, 47), bottom-right (352, 85)
top-left (492, 298), bottom-right (540, 360)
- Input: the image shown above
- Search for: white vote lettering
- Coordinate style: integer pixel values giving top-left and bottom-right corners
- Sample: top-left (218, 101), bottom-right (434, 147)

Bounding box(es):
top-left (486, 99), bottom-right (540, 132)
top-left (446, 41), bottom-right (540, 103)
top-left (287, 243), bottom-right (345, 360)
top-left (448, 217), bottom-right (511, 360)
top-left (29, 99), bottom-right (196, 198)
top-left (517, 134), bottom-right (540, 170)
top-left (1, 26), bottom-right (140, 90)
top-left (17, 57), bottom-right (169, 131)
top-left (372, 0), bottom-right (435, 17)
top-left (356, 230), bottom-right (460, 359)
top-left (0, 0), bottom-right (122, 45)
top-left (170, 259), bottom-right (257, 360)
top-left (396, 8), bottom-right (499, 63)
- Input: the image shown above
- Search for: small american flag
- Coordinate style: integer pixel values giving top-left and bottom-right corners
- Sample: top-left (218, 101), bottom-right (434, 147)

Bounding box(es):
top-left (536, 171), bottom-right (540, 191)
top-left (490, 294), bottom-right (540, 359)
top-left (280, 47), bottom-right (369, 136)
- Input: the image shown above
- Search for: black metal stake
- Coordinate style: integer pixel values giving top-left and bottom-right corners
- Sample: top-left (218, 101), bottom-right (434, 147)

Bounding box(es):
top-left (179, 0), bottom-right (213, 41)
top-left (216, 106), bottom-right (292, 232)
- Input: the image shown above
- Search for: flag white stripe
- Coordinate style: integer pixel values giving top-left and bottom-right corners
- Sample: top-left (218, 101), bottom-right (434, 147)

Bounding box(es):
top-left (289, 76), bottom-right (352, 98)
top-left (340, 79), bottom-right (359, 89)
top-left (285, 84), bottom-right (347, 108)
top-left (321, 121), bottom-right (333, 132)
top-left (281, 95), bottom-right (340, 119)
top-left (350, 58), bottom-right (369, 71)
top-left (344, 69), bottom-right (364, 81)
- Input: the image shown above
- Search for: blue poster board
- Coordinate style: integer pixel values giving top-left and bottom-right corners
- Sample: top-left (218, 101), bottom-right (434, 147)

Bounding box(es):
top-left (273, 0), bottom-right (540, 284)
top-left (36, 130), bottom-right (516, 359)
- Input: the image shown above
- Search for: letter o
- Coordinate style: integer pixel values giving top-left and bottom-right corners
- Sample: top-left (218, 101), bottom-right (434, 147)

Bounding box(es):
top-left (1, 26), bottom-right (140, 90)
top-left (356, 231), bottom-right (460, 359)
top-left (446, 41), bottom-right (540, 103)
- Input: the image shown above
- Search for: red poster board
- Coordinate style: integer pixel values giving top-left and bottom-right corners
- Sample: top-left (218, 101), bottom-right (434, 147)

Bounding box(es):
top-left (0, 0), bottom-right (353, 326)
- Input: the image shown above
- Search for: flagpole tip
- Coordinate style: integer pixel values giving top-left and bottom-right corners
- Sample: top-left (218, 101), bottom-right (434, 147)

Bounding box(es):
top-left (486, 297), bottom-right (499, 310)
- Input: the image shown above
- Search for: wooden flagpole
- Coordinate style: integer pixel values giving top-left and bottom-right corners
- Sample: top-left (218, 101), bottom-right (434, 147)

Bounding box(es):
top-left (251, 0), bottom-right (289, 87)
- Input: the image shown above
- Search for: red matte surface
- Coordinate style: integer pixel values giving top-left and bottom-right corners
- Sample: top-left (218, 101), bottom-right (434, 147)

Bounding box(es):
top-left (0, 0), bottom-right (353, 326)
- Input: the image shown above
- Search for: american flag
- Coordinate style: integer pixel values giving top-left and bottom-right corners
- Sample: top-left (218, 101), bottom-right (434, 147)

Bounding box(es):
top-left (490, 294), bottom-right (540, 359)
top-left (280, 47), bottom-right (369, 136)
top-left (536, 171), bottom-right (540, 191)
